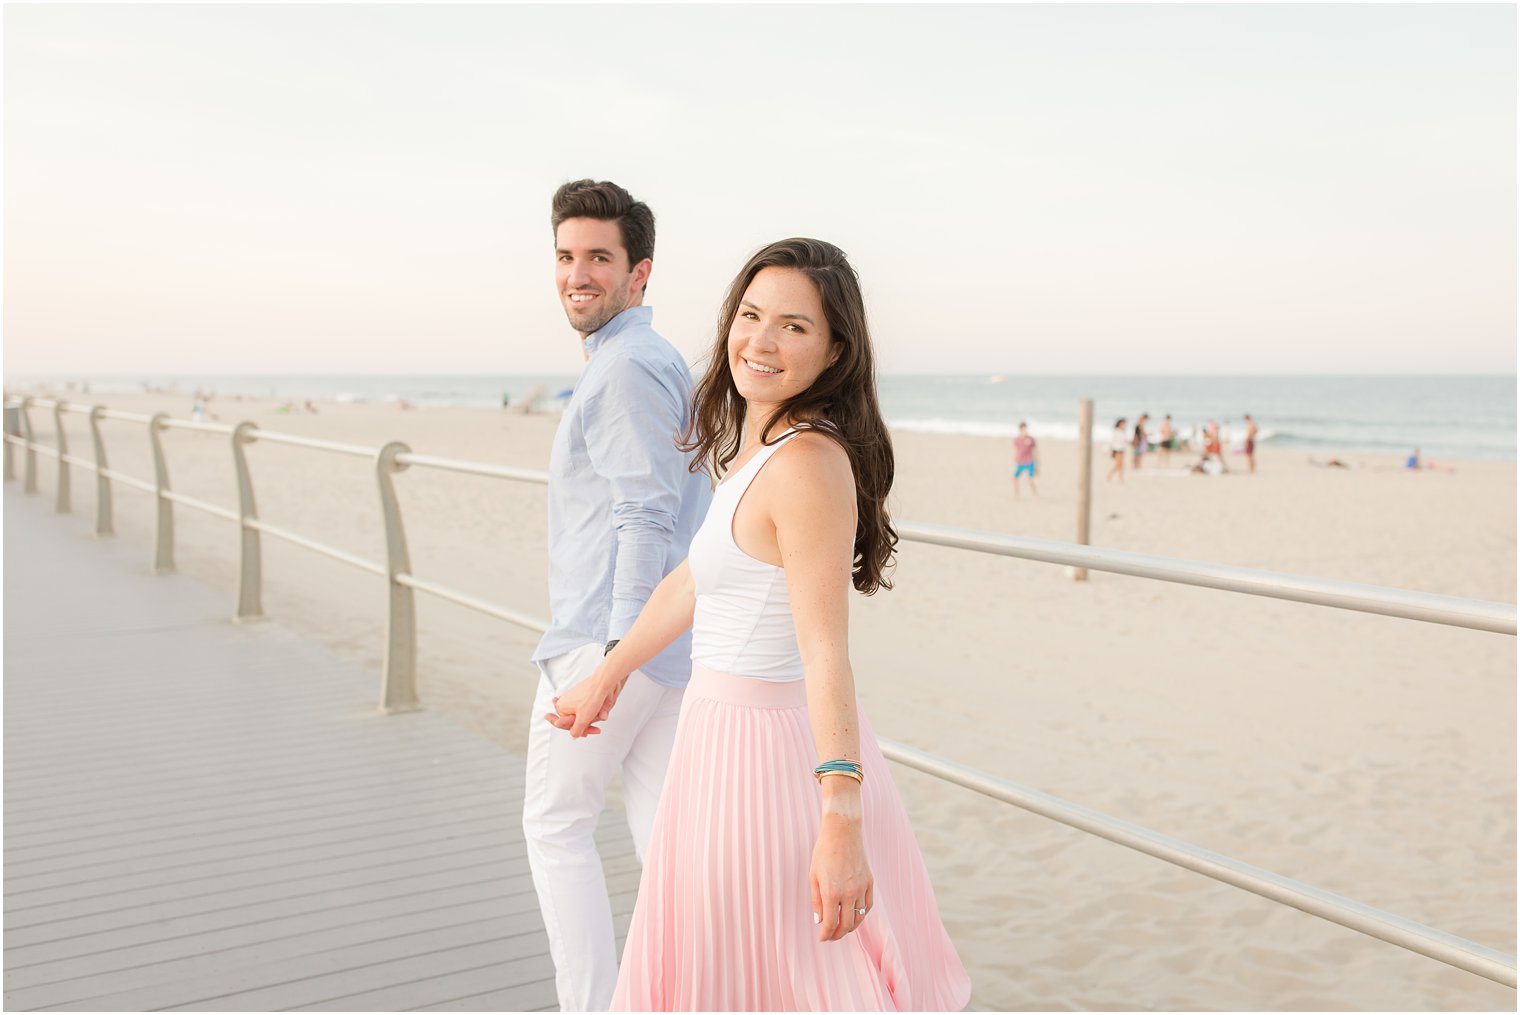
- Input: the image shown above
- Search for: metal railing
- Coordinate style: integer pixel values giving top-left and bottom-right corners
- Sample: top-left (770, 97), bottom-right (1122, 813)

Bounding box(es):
top-left (4, 393), bottom-right (1515, 990)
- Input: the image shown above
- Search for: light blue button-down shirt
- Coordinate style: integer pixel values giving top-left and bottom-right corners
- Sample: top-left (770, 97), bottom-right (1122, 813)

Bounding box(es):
top-left (532, 306), bottom-right (712, 688)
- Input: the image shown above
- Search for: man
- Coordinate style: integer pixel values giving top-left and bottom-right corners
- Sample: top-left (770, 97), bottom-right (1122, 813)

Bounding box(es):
top-left (1243, 413), bottom-right (1259, 473)
top-left (523, 179), bottom-right (711, 1012)
top-left (1012, 420), bottom-right (1038, 499)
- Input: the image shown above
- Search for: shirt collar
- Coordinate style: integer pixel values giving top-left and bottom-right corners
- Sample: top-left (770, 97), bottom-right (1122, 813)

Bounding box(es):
top-left (584, 305), bottom-right (653, 356)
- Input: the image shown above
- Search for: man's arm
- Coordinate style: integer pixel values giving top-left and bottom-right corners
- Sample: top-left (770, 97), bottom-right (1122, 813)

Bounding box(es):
top-left (581, 353), bottom-right (690, 644)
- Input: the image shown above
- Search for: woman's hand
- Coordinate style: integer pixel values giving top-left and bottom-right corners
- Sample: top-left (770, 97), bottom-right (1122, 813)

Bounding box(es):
top-left (544, 666), bottom-right (624, 738)
top-left (544, 561), bottom-right (698, 740)
top-left (810, 800), bottom-right (874, 942)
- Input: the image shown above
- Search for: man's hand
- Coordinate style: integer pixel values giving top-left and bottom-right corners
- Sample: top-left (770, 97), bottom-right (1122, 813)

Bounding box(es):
top-left (543, 670), bottom-right (623, 738)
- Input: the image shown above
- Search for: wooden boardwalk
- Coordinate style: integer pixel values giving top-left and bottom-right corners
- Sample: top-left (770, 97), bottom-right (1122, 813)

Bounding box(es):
top-left (3, 485), bottom-right (640, 1011)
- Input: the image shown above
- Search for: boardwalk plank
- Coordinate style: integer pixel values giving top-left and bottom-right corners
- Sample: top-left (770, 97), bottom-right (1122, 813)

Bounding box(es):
top-left (5, 811), bottom-right (520, 897)
top-left (3, 752), bottom-right (503, 842)
top-left (162, 940), bottom-right (548, 1011)
top-left (290, 953), bottom-right (558, 1012)
top-left (407, 977), bottom-right (559, 1011)
top-left (24, 912), bottom-right (550, 1012)
top-left (7, 829), bottom-right (514, 928)
top-left (4, 782), bottom-right (517, 868)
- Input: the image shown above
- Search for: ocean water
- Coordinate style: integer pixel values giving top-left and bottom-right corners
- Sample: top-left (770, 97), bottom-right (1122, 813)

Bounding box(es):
top-left (9, 372), bottom-right (1515, 462)
top-left (878, 374), bottom-right (1517, 462)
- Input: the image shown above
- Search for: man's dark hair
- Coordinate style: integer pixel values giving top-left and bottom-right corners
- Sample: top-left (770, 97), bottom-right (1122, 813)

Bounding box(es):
top-left (550, 179), bottom-right (656, 269)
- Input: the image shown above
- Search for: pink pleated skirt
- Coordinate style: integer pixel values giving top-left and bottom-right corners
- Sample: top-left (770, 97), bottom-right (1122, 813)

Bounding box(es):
top-left (610, 664), bottom-right (972, 1012)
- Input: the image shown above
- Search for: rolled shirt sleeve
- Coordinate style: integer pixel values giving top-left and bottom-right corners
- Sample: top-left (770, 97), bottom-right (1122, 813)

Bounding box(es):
top-left (580, 353), bottom-right (690, 642)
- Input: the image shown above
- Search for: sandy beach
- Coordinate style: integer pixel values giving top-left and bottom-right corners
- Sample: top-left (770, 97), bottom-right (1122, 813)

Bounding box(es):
top-left (8, 388), bottom-right (1515, 1011)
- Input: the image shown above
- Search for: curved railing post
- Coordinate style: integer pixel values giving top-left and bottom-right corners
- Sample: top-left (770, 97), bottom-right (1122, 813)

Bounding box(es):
top-left (376, 441), bottom-right (418, 713)
top-left (52, 401), bottom-right (71, 513)
top-left (3, 400), bottom-right (16, 482)
top-left (19, 397), bottom-right (37, 493)
top-left (89, 405), bottom-right (113, 536)
top-left (148, 412), bottom-right (175, 573)
top-left (231, 422), bottom-right (263, 621)
top-left (18, 395), bottom-right (37, 492)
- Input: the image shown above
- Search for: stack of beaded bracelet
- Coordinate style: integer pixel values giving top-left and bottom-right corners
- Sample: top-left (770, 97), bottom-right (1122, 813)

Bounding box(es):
top-left (813, 759), bottom-right (864, 783)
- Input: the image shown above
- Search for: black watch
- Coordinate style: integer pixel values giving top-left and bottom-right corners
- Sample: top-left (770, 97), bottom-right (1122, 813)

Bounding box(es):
top-left (604, 639), bottom-right (620, 655)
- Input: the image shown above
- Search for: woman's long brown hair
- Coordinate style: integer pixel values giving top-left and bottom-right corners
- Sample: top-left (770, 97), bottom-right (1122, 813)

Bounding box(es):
top-left (681, 237), bottom-right (897, 595)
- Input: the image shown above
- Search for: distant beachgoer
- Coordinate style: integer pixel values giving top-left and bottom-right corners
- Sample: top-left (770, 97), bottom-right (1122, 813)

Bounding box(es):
top-left (1201, 421), bottom-right (1229, 473)
top-left (303, 400), bottom-right (319, 414)
top-left (1158, 415), bottom-right (1175, 466)
top-left (1243, 414), bottom-right (1258, 473)
top-left (1105, 417), bottom-right (1128, 483)
top-left (501, 391), bottom-right (511, 409)
top-left (1404, 448), bottom-right (1455, 473)
top-left (191, 392), bottom-right (206, 424)
top-left (1131, 413), bottom-right (1150, 469)
top-left (1206, 422), bottom-right (1221, 459)
top-left (1309, 457), bottom-right (1350, 469)
top-left (1012, 421), bottom-right (1038, 499)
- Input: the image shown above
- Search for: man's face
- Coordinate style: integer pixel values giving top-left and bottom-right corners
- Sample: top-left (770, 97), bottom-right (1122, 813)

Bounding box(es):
top-left (554, 217), bottom-right (650, 337)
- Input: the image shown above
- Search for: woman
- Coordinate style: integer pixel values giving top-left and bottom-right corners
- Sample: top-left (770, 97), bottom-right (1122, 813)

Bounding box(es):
top-left (1105, 416), bottom-right (1128, 483)
top-left (548, 238), bottom-right (970, 1011)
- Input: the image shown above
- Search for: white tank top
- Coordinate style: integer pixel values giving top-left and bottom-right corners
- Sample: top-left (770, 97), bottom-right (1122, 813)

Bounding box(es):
top-left (688, 430), bottom-right (806, 681)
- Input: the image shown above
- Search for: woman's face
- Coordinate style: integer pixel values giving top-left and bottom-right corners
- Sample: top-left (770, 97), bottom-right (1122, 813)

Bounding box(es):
top-left (728, 266), bottom-right (838, 414)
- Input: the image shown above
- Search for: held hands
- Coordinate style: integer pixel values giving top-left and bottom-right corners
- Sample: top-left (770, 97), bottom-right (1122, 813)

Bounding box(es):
top-left (810, 801), bottom-right (873, 942)
top-left (543, 666), bottom-right (626, 738)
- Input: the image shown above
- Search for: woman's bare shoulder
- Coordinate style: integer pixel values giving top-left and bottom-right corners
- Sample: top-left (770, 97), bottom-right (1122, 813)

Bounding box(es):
top-left (765, 430), bottom-right (854, 503)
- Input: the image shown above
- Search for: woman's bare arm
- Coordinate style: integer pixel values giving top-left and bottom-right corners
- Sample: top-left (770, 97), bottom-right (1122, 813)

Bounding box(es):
top-left (759, 433), bottom-right (872, 942)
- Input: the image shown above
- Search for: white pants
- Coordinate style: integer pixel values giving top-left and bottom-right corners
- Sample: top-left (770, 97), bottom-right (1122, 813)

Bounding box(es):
top-left (523, 642), bottom-right (683, 1012)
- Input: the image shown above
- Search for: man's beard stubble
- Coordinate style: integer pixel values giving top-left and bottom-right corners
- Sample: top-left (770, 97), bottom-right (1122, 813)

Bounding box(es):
top-left (565, 278), bottom-right (633, 336)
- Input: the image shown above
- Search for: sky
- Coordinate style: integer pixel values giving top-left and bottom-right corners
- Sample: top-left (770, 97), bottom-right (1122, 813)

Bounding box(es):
top-left (3, 3), bottom-right (1515, 376)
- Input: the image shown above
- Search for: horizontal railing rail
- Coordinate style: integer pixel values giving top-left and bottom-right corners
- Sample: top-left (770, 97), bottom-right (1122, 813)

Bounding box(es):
top-left (897, 522), bottom-right (1517, 635)
top-left (248, 518), bottom-right (389, 576)
top-left (99, 468), bottom-right (157, 495)
top-left (4, 392), bottom-right (1514, 990)
top-left (162, 489), bottom-right (241, 523)
top-left (249, 430), bottom-right (376, 457)
top-left (394, 450), bottom-right (552, 485)
top-left (159, 417), bottom-right (236, 436)
top-left (395, 572), bottom-right (552, 632)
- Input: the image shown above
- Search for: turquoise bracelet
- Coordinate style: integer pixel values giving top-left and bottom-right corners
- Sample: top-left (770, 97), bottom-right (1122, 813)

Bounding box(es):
top-left (813, 759), bottom-right (864, 783)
